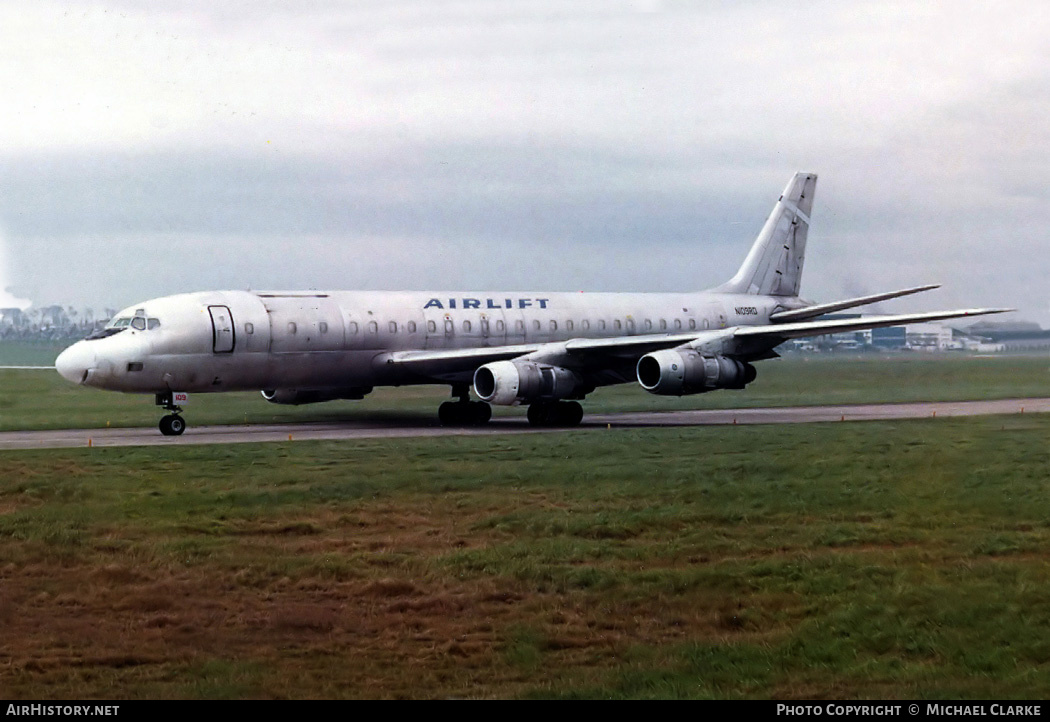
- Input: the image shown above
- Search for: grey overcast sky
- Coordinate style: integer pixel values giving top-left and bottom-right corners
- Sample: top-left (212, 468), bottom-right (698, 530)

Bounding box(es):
top-left (1, 1), bottom-right (1048, 323)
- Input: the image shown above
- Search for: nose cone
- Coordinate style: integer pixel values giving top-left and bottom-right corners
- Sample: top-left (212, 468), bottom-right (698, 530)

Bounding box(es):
top-left (55, 342), bottom-right (96, 385)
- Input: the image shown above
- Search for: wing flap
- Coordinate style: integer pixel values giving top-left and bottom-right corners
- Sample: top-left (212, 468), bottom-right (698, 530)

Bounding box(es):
top-left (387, 343), bottom-right (542, 367)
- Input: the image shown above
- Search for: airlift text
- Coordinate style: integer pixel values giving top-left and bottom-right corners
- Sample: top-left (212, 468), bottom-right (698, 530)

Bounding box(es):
top-left (423, 298), bottom-right (550, 310)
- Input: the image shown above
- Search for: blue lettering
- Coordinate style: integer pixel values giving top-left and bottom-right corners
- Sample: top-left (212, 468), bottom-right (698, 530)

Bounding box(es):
top-left (424, 297), bottom-right (554, 311)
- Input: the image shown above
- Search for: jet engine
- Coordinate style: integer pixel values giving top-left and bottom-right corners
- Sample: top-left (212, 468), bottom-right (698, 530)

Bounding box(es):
top-left (636, 350), bottom-right (756, 396)
top-left (261, 387), bottom-right (373, 405)
top-left (474, 361), bottom-right (582, 406)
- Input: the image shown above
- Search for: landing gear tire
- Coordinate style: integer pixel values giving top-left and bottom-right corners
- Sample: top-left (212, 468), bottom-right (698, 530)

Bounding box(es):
top-left (438, 401), bottom-right (491, 427)
top-left (159, 414), bottom-right (186, 436)
top-left (562, 401), bottom-right (584, 427)
top-left (527, 402), bottom-right (549, 426)
top-left (527, 401), bottom-right (583, 427)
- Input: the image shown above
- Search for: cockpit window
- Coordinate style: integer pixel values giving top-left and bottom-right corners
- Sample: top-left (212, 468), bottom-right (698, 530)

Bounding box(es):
top-left (85, 327), bottom-right (124, 340)
top-left (84, 314), bottom-right (161, 340)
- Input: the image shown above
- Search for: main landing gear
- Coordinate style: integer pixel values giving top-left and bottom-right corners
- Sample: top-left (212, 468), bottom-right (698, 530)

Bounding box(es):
top-left (438, 385), bottom-right (492, 426)
top-left (526, 401), bottom-right (584, 427)
top-left (156, 392), bottom-right (186, 436)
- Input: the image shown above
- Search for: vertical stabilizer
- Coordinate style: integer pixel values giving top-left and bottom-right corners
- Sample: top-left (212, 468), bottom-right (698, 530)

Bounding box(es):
top-left (714, 172), bottom-right (817, 297)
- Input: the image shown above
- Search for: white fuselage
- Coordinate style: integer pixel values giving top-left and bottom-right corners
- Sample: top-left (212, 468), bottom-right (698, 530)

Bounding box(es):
top-left (55, 289), bottom-right (797, 395)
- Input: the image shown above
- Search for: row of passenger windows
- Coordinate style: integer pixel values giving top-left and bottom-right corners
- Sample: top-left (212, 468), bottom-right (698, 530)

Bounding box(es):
top-left (245, 318), bottom-right (706, 336)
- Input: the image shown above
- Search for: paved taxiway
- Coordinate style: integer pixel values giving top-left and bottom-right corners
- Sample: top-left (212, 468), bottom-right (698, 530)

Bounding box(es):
top-left (2, 398), bottom-right (1049, 450)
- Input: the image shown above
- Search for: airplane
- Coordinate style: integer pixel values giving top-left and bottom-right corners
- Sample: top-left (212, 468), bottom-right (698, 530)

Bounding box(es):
top-left (54, 172), bottom-right (1010, 435)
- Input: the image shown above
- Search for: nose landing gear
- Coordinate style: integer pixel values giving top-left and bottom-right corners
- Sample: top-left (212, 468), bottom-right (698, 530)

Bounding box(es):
top-left (156, 392), bottom-right (187, 436)
top-left (159, 414), bottom-right (186, 436)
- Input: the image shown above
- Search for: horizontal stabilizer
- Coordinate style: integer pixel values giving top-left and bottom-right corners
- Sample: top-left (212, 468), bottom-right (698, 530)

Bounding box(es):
top-left (769, 284), bottom-right (941, 323)
top-left (736, 307), bottom-right (1013, 342)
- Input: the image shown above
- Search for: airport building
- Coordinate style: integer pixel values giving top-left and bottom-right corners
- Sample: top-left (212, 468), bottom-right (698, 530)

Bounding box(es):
top-left (784, 320), bottom-right (1043, 354)
top-left (964, 321), bottom-right (1050, 352)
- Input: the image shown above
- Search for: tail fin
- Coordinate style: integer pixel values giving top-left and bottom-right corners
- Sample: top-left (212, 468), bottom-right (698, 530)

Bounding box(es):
top-left (714, 171), bottom-right (817, 297)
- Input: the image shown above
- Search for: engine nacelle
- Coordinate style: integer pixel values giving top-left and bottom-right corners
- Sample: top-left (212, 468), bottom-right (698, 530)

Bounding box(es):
top-left (261, 387), bottom-right (372, 405)
top-left (636, 350), bottom-right (756, 396)
top-left (474, 361), bottom-right (582, 406)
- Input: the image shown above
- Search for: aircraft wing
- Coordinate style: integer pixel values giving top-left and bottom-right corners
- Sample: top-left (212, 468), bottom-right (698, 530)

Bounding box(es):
top-left (734, 307), bottom-right (1013, 342)
top-left (383, 307), bottom-right (1010, 381)
top-left (385, 343), bottom-right (543, 369)
top-left (768, 284), bottom-right (941, 323)
top-left (382, 332), bottom-right (707, 379)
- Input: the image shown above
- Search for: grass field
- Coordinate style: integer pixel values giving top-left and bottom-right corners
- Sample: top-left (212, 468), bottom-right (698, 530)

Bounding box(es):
top-left (2, 415), bottom-right (1050, 698)
top-left (0, 340), bottom-right (67, 367)
top-left (1, 350), bottom-right (1049, 431)
top-left (2, 349), bottom-right (1050, 698)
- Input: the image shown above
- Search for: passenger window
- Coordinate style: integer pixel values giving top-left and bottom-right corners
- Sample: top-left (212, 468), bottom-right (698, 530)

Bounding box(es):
top-left (566, 320), bottom-right (573, 331)
top-left (549, 320), bottom-right (557, 331)
top-left (516, 320), bottom-right (524, 333)
top-left (408, 321), bottom-right (417, 333)
top-left (532, 320), bottom-right (541, 331)
top-left (660, 319), bottom-right (667, 330)
top-left (288, 322), bottom-right (297, 334)
top-left (496, 320), bottom-right (505, 332)
top-left (463, 320), bottom-right (471, 332)
top-left (320, 322), bottom-right (328, 334)
top-left (244, 322), bottom-right (254, 334)
top-left (582, 320), bottom-right (589, 330)
top-left (427, 320), bottom-right (437, 333)
top-left (614, 320), bottom-right (622, 331)
top-left (674, 319), bottom-right (681, 330)
top-left (389, 321), bottom-right (398, 333)
top-left (644, 319), bottom-right (652, 331)
top-left (598, 320), bottom-right (606, 330)
top-left (349, 322), bottom-right (359, 334)
top-left (368, 321), bottom-right (378, 334)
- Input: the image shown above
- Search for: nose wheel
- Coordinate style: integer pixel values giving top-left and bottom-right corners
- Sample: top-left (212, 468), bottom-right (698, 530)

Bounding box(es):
top-left (155, 392), bottom-right (187, 436)
top-left (159, 414), bottom-right (186, 436)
